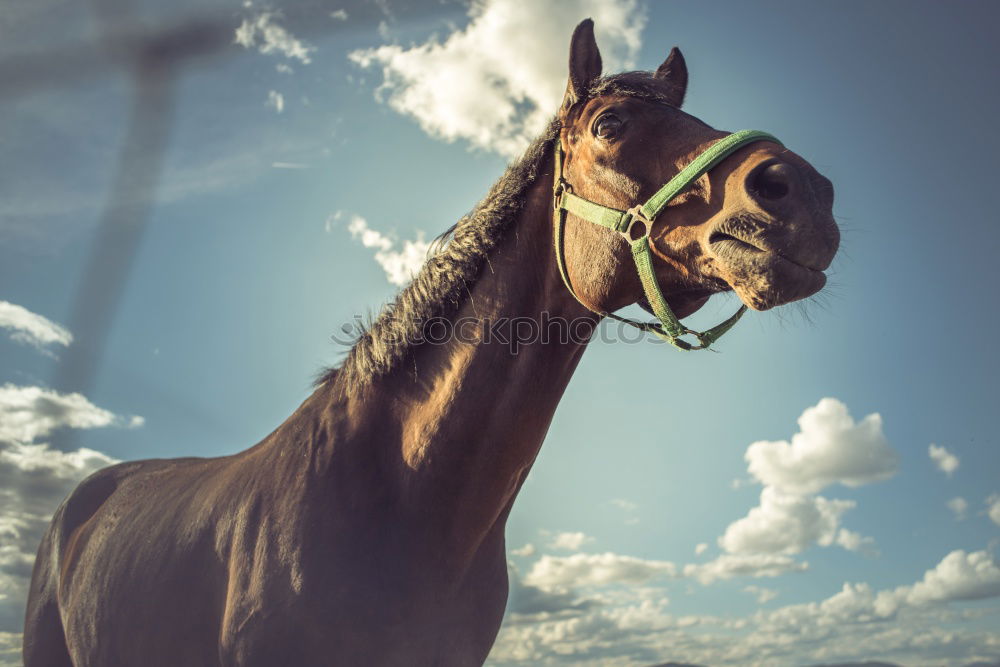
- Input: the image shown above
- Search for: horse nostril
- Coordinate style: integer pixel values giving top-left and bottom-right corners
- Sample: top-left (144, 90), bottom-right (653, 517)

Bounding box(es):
top-left (750, 162), bottom-right (795, 201)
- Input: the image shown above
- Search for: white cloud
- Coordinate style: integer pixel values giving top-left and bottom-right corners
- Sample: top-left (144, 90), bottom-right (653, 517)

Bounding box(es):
top-left (904, 549), bottom-right (1000, 605)
top-left (772, 549), bottom-right (1000, 623)
top-left (549, 531), bottom-right (594, 551)
top-left (511, 543), bottom-right (536, 557)
top-left (0, 301), bottom-right (72, 350)
top-left (719, 486), bottom-right (856, 555)
top-left (946, 496), bottom-right (968, 520)
top-left (349, 0), bottom-right (645, 157)
top-left (743, 585), bottom-right (779, 604)
top-left (346, 215), bottom-right (430, 286)
top-left (694, 542), bottom-right (708, 556)
top-left (610, 498), bottom-right (637, 513)
top-left (928, 444), bottom-right (959, 477)
top-left (0, 385), bottom-right (136, 630)
top-left (745, 398), bottom-right (897, 495)
top-left (266, 90), bottom-right (285, 113)
top-left (682, 553), bottom-right (808, 585)
top-left (706, 399), bottom-right (891, 564)
top-left (329, 9), bottom-right (348, 21)
top-left (506, 560), bottom-right (597, 617)
top-left (0, 384), bottom-right (141, 443)
top-left (835, 528), bottom-right (877, 555)
top-left (525, 552), bottom-right (676, 591)
top-left (493, 596), bottom-right (678, 665)
top-left (491, 548), bottom-right (1000, 666)
top-left (1, 632), bottom-right (24, 666)
top-left (843, 549), bottom-right (1000, 619)
top-left (234, 12), bottom-right (315, 64)
top-left (681, 400), bottom-right (896, 592)
top-left (987, 494), bottom-right (1000, 527)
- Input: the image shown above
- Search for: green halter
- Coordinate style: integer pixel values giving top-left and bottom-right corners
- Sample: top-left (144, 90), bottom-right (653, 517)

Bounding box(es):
top-left (553, 129), bottom-right (783, 350)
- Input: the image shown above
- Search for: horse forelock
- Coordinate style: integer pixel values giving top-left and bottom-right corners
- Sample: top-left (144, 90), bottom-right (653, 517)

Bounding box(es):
top-left (588, 71), bottom-right (685, 107)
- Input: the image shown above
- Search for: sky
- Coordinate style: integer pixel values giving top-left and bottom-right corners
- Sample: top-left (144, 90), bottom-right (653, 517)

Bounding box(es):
top-left (2, 0), bottom-right (1000, 665)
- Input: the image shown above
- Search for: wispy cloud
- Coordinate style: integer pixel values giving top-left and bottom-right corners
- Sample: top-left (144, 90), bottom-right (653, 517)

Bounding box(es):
top-left (0, 301), bottom-right (72, 351)
top-left (987, 494), bottom-right (1000, 527)
top-left (510, 543), bottom-right (536, 557)
top-left (349, 0), bottom-right (645, 157)
top-left (744, 584), bottom-right (779, 604)
top-left (525, 552), bottom-right (676, 591)
top-left (234, 11), bottom-right (315, 64)
top-left (341, 214), bottom-right (430, 287)
top-left (548, 531), bottom-right (595, 551)
top-left (0, 383), bottom-right (141, 444)
top-left (946, 496), bottom-right (968, 520)
top-left (266, 90), bottom-right (285, 113)
top-left (683, 553), bottom-right (808, 585)
top-left (610, 498), bottom-right (638, 513)
top-left (928, 443), bottom-right (960, 477)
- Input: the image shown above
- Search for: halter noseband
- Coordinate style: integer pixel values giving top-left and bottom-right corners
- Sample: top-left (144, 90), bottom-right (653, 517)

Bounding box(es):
top-left (552, 129), bottom-right (783, 350)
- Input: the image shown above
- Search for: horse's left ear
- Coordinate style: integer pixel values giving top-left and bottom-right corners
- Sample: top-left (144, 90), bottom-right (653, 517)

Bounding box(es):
top-left (654, 47), bottom-right (688, 107)
top-left (561, 19), bottom-right (603, 115)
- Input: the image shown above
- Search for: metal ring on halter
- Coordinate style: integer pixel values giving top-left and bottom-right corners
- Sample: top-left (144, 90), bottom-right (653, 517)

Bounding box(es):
top-left (621, 205), bottom-right (653, 242)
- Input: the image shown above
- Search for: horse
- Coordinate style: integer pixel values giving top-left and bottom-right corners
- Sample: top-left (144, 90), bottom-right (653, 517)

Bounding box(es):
top-left (23, 19), bottom-right (838, 666)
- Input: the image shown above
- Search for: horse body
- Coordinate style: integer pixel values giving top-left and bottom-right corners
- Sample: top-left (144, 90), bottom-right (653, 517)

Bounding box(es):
top-left (26, 171), bottom-right (586, 665)
top-left (24, 19), bottom-right (839, 666)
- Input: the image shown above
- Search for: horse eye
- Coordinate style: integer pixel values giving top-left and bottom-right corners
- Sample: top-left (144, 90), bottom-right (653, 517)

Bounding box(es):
top-left (593, 114), bottom-right (623, 139)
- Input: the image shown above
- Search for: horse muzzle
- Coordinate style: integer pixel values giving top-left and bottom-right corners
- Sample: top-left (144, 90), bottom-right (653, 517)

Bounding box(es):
top-left (707, 158), bottom-right (840, 311)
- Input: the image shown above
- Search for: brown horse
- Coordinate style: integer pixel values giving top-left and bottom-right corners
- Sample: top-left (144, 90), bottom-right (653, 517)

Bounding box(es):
top-left (23, 19), bottom-right (838, 667)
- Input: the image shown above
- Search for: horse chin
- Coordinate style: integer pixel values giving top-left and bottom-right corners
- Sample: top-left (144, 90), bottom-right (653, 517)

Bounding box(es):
top-left (709, 239), bottom-right (828, 311)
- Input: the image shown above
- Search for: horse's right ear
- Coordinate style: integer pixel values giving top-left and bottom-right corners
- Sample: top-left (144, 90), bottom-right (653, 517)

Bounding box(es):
top-left (561, 19), bottom-right (602, 116)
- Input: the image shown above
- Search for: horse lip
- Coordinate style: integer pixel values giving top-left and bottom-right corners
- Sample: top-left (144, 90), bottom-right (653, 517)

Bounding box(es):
top-left (708, 229), bottom-right (826, 273)
top-left (709, 231), bottom-right (765, 254)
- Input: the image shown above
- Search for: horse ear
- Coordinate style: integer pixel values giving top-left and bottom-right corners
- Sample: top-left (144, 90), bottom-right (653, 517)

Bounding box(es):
top-left (561, 19), bottom-right (603, 115)
top-left (654, 47), bottom-right (688, 107)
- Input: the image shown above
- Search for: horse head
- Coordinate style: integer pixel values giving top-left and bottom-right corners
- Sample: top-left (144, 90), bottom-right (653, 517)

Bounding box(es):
top-left (555, 20), bottom-right (839, 325)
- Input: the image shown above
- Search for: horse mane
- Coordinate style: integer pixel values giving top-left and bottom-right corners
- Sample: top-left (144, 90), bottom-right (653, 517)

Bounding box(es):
top-left (320, 72), bottom-right (672, 391)
top-left (320, 118), bottom-right (561, 389)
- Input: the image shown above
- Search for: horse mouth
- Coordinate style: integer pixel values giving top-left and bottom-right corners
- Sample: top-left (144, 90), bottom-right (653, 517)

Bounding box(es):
top-left (707, 228), bottom-right (828, 311)
top-left (708, 231), bottom-right (826, 272)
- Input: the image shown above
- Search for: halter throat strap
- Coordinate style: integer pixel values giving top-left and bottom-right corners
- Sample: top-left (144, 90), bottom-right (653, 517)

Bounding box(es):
top-left (552, 129), bottom-right (782, 350)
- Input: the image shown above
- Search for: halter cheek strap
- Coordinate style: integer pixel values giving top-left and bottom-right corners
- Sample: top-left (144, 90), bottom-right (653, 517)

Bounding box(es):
top-left (553, 129), bottom-right (783, 351)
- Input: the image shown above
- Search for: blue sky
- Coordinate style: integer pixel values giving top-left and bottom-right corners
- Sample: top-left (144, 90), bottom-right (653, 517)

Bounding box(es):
top-left (2, 1), bottom-right (999, 665)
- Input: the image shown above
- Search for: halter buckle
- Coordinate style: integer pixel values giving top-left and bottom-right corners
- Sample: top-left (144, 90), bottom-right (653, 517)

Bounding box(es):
top-left (621, 206), bottom-right (653, 242)
top-left (553, 180), bottom-right (573, 211)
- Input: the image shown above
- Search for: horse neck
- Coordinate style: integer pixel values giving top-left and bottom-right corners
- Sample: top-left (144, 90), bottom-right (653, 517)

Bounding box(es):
top-left (308, 152), bottom-right (598, 566)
